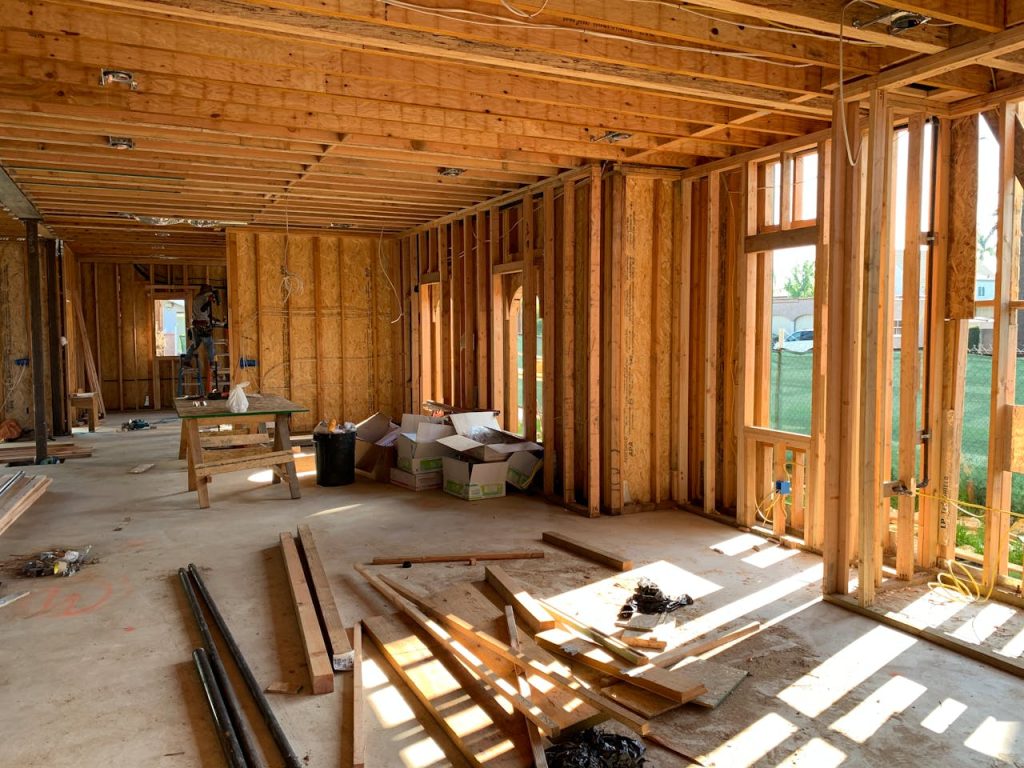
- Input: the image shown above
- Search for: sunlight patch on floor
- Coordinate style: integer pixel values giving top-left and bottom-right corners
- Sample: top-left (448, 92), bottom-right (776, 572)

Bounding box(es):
top-left (777, 625), bottom-right (916, 718)
top-left (948, 602), bottom-right (1016, 645)
top-left (920, 697), bottom-right (968, 734)
top-left (710, 533), bottom-right (765, 556)
top-left (700, 712), bottom-right (798, 768)
top-left (307, 503), bottom-right (362, 518)
top-left (742, 544), bottom-right (801, 569)
top-left (773, 736), bottom-right (846, 767)
top-left (963, 716), bottom-right (1021, 761)
top-left (829, 675), bottom-right (926, 743)
top-left (398, 737), bottom-right (448, 768)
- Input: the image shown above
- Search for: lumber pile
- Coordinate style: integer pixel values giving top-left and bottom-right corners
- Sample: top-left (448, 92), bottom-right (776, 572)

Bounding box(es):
top-left (354, 553), bottom-right (755, 765)
top-left (0, 442), bottom-right (92, 464)
top-left (0, 473), bottom-right (52, 537)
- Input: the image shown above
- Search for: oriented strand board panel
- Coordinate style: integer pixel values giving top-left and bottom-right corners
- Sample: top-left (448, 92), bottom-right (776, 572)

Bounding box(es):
top-left (0, 241), bottom-right (34, 426)
top-left (227, 231), bottom-right (403, 432)
top-left (947, 116), bottom-right (978, 321)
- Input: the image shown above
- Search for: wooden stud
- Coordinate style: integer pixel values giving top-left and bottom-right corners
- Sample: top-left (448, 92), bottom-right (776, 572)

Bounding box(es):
top-left (561, 180), bottom-right (576, 504)
top-left (372, 550), bottom-right (544, 565)
top-left (297, 524), bottom-right (354, 671)
top-left (504, 606), bottom-right (549, 768)
top-left (704, 171), bottom-right (721, 514)
top-left (587, 166), bottom-right (602, 517)
top-left (485, 565), bottom-right (556, 634)
top-left (351, 622), bottom-right (364, 768)
top-left (542, 186), bottom-right (556, 493)
top-left (541, 530), bottom-right (632, 571)
top-left (279, 532), bottom-right (334, 695)
top-left (523, 197), bottom-right (538, 440)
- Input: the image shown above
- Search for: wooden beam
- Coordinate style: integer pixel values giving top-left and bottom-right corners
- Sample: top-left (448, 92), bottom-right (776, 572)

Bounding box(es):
top-left (541, 531), bottom-right (633, 571)
top-left (503, 606), bottom-right (549, 768)
top-left (704, 171), bottom-right (720, 514)
top-left (279, 532), bottom-right (334, 695)
top-left (485, 565), bottom-right (556, 634)
top-left (744, 225), bottom-right (818, 254)
top-left (351, 622), bottom-right (364, 768)
top-left (371, 550), bottom-right (544, 565)
top-left (587, 166), bottom-right (602, 517)
top-left (857, 90), bottom-right (894, 607)
top-left (296, 524), bottom-right (354, 671)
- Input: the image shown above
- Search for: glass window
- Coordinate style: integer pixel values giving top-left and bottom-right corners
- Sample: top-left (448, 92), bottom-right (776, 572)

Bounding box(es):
top-left (154, 299), bottom-right (187, 357)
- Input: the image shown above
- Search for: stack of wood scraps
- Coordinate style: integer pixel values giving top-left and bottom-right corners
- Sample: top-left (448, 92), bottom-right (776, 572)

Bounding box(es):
top-left (0, 472), bottom-right (52, 538)
top-left (0, 442), bottom-right (91, 465)
top-left (352, 543), bottom-right (759, 766)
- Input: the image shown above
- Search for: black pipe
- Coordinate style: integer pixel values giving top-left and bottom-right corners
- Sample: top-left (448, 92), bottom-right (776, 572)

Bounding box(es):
top-left (24, 220), bottom-right (48, 464)
top-left (179, 569), bottom-right (268, 768)
top-left (187, 564), bottom-right (302, 768)
top-left (192, 647), bottom-right (249, 768)
top-left (44, 239), bottom-right (66, 437)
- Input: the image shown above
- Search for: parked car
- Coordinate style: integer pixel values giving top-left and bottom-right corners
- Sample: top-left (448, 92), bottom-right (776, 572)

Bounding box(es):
top-left (774, 329), bottom-right (813, 353)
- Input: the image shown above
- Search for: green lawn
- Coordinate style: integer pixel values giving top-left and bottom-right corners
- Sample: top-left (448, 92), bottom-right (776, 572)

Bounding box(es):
top-left (768, 349), bottom-right (1023, 565)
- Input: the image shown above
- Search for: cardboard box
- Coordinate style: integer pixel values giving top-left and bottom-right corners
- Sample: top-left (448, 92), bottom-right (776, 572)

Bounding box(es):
top-left (354, 412), bottom-right (401, 477)
top-left (442, 457), bottom-right (509, 500)
top-left (437, 412), bottom-right (542, 462)
top-left (390, 466), bottom-right (442, 491)
top-left (396, 415), bottom-right (457, 474)
top-left (506, 451), bottom-right (543, 490)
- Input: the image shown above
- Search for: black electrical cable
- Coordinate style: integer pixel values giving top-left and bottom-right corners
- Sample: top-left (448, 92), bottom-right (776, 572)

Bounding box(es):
top-left (192, 648), bottom-right (249, 768)
top-left (179, 569), bottom-right (267, 768)
top-left (188, 564), bottom-right (302, 768)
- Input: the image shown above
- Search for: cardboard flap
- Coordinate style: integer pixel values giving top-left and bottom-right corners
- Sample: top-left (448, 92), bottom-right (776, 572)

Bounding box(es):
top-left (437, 434), bottom-right (482, 453)
top-left (449, 411), bottom-right (501, 434)
top-left (415, 422), bottom-right (455, 443)
top-left (399, 413), bottom-right (441, 433)
top-left (356, 412), bottom-right (395, 443)
top-left (487, 440), bottom-right (542, 454)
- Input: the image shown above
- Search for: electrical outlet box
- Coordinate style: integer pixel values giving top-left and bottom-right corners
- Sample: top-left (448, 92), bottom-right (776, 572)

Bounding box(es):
top-left (14, 358), bottom-right (29, 367)
top-left (775, 480), bottom-right (791, 495)
top-left (239, 357), bottom-right (258, 368)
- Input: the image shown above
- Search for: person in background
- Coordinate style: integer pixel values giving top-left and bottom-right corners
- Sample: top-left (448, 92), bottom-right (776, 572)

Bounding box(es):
top-left (179, 284), bottom-right (225, 394)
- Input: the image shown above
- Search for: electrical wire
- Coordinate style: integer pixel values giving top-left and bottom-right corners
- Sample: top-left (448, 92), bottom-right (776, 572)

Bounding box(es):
top-left (378, 226), bottom-right (404, 324)
top-left (928, 559), bottom-right (994, 603)
top-left (499, 0), bottom-right (548, 19)
top-left (914, 489), bottom-right (1024, 521)
top-left (0, 364), bottom-right (28, 416)
top-left (838, 0), bottom-right (878, 167)
top-left (380, 0), bottom-right (814, 68)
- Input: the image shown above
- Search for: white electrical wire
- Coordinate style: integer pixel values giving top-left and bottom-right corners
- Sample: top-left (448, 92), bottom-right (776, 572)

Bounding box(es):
top-left (378, 226), bottom-right (405, 324)
top-left (0, 364), bottom-right (28, 416)
top-left (380, 0), bottom-right (814, 68)
top-left (838, 0), bottom-right (879, 167)
top-left (499, 0), bottom-right (548, 19)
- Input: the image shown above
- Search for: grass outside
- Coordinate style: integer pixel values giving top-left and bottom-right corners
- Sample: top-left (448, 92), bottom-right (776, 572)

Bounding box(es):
top-left (768, 349), bottom-right (1023, 566)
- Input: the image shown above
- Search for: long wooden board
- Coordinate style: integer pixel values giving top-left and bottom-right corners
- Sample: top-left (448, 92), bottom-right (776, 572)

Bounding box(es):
top-left (485, 565), bottom-right (556, 634)
top-left (279, 532), bottom-right (334, 694)
top-left (505, 606), bottom-right (549, 768)
top-left (297, 524), bottom-right (354, 671)
top-left (535, 628), bottom-right (705, 705)
top-left (363, 613), bottom-right (530, 768)
top-left (0, 474), bottom-right (52, 537)
top-left (351, 623), bottom-right (365, 768)
top-left (372, 550), bottom-right (545, 565)
top-left (541, 531), bottom-right (633, 570)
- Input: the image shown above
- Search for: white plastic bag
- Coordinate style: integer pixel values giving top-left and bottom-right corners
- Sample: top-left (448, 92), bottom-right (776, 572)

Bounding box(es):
top-left (227, 381), bottom-right (250, 413)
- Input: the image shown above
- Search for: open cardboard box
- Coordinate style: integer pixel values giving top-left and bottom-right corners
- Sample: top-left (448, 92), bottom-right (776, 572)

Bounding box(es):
top-left (354, 412), bottom-right (401, 481)
top-left (390, 466), bottom-right (442, 491)
top-left (437, 412), bottom-right (541, 462)
top-left (395, 414), bottom-right (456, 474)
top-left (442, 457), bottom-right (510, 500)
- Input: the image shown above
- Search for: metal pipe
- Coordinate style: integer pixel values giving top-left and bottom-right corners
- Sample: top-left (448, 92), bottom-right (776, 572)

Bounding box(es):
top-left (24, 219), bottom-right (48, 464)
top-left (0, 470), bottom-right (25, 497)
top-left (179, 569), bottom-right (267, 768)
top-left (192, 647), bottom-right (249, 768)
top-left (44, 240), bottom-right (67, 436)
top-left (187, 564), bottom-right (302, 768)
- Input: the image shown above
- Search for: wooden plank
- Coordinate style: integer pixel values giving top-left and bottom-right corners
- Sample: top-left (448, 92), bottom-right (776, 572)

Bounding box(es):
top-left (279, 532), bottom-right (334, 695)
top-left (71, 287), bottom-right (106, 416)
top-left (372, 550), bottom-right (544, 565)
top-left (620, 633), bottom-right (667, 651)
top-left (127, 463), bottom-right (154, 474)
top-left (351, 622), bottom-right (365, 768)
top-left (362, 613), bottom-right (528, 768)
top-left (485, 566), bottom-right (555, 634)
top-left (535, 628), bottom-right (706, 705)
top-left (439, 223), bottom-right (452, 404)
top-left (896, 115), bottom-right (925, 581)
top-left (651, 621), bottom-right (761, 668)
top-left (608, 172), bottom-right (625, 512)
top-left (542, 186), bottom-right (556, 495)
top-left (297, 524), bottom-right (354, 671)
top-left (0, 475), bottom-right (52, 537)
top-left (561, 179), bottom-right (576, 505)
top-left (523, 197), bottom-right (537, 441)
top-left (857, 90), bottom-right (893, 606)
top-left (704, 171), bottom-right (720, 514)
top-left (600, 684), bottom-right (681, 718)
top-left (541, 531), bottom-right (632, 571)
top-left (355, 567), bottom-right (570, 737)
top-left (504, 606), bottom-right (548, 768)
top-left (985, 103), bottom-right (1021, 589)
top-left (674, 180), bottom-right (692, 503)
top-left (475, 212), bottom-right (489, 409)
top-left (540, 601), bottom-right (646, 666)
top-left (368, 572), bottom-right (646, 735)
top-left (587, 166), bottom-right (602, 517)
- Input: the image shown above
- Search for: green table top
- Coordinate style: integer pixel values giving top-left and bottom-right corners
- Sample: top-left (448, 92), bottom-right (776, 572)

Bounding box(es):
top-left (174, 393), bottom-right (309, 419)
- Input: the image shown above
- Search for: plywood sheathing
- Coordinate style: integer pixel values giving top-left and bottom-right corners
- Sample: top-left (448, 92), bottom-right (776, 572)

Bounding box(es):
top-left (227, 230), bottom-right (402, 432)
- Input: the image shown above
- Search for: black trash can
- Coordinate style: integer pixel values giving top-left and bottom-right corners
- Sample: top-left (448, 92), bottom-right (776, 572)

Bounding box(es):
top-left (313, 431), bottom-right (356, 486)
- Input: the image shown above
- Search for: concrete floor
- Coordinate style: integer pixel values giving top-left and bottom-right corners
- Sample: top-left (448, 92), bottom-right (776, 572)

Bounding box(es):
top-left (1, 415), bottom-right (1022, 768)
